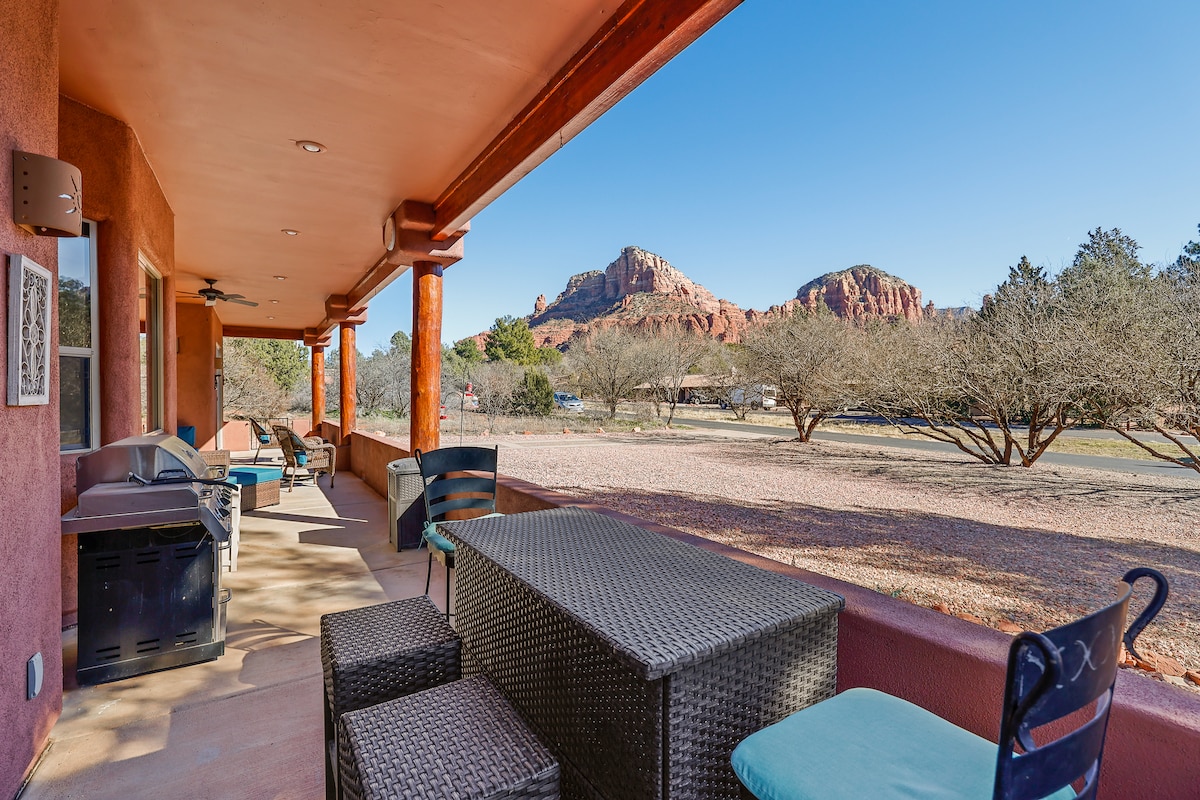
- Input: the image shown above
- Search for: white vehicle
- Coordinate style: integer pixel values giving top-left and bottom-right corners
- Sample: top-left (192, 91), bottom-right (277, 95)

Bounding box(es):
top-left (726, 384), bottom-right (777, 410)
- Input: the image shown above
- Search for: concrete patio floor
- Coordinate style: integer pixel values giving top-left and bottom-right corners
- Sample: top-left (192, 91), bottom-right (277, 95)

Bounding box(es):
top-left (23, 455), bottom-right (435, 800)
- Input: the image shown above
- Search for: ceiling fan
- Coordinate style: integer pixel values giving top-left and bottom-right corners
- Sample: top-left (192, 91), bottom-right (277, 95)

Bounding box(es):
top-left (193, 279), bottom-right (258, 307)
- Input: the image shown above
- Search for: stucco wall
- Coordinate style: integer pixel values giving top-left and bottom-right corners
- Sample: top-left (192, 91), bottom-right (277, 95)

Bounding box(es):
top-left (58, 96), bottom-right (176, 446)
top-left (0, 3), bottom-right (65, 795)
top-left (176, 303), bottom-right (219, 448)
top-left (57, 98), bottom-right (177, 627)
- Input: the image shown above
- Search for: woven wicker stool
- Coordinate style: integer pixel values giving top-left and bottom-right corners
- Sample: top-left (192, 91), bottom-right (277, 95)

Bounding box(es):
top-left (320, 595), bottom-right (461, 800)
top-left (339, 675), bottom-right (560, 800)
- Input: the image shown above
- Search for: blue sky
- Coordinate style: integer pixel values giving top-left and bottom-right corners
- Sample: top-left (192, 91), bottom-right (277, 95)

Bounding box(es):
top-left (353, 0), bottom-right (1200, 352)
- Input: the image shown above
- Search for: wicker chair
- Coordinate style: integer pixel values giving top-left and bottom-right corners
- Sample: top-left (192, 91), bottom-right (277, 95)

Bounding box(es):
top-left (249, 418), bottom-right (273, 464)
top-left (273, 424), bottom-right (337, 491)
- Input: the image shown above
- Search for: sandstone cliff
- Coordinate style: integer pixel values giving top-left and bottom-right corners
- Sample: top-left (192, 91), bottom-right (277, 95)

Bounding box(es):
top-left (794, 265), bottom-right (924, 322)
top-left (524, 246), bottom-right (748, 347)
top-left (466, 248), bottom-right (935, 351)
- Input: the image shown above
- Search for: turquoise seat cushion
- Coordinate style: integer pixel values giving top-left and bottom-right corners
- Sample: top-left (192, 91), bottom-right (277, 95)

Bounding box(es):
top-left (731, 688), bottom-right (1075, 800)
top-left (227, 466), bottom-right (284, 486)
top-left (423, 513), bottom-right (505, 553)
top-left (285, 431), bottom-right (309, 465)
top-left (423, 523), bottom-right (455, 553)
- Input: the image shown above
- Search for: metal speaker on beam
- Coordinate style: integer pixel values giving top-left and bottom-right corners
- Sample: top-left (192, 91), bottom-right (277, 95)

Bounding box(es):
top-left (12, 151), bottom-right (83, 237)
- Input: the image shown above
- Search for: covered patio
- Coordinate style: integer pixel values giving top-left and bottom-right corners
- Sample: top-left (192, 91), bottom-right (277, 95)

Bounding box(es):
top-left (2, 1), bottom-right (1199, 798)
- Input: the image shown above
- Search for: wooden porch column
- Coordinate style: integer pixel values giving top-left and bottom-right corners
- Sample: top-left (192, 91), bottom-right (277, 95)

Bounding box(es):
top-left (311, 345), bottom-right (326, 434)
top-left (339, 323), bottom-right (357, 442)
top-left (410, 261), bottom-right (443, 455)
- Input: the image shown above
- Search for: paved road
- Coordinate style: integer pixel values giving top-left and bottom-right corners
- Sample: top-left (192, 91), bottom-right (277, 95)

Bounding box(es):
top-left (678, 416), bottom-right (1200, 480)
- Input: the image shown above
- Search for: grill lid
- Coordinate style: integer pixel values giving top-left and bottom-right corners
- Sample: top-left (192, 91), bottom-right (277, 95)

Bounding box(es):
top-left (76, 433), bottom-right (209, 492)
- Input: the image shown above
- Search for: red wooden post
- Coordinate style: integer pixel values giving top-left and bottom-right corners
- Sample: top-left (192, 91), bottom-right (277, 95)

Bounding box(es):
top-left (410, 260), bottom-right (443, 455)
top-left (311, 344), bottom-right (325, 435)
top-left (339, 323), bottom-right (357, 442)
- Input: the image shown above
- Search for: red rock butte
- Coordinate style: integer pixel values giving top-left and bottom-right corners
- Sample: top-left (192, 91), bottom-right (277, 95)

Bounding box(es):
top-left (468, 247), bottom-right (930, 350)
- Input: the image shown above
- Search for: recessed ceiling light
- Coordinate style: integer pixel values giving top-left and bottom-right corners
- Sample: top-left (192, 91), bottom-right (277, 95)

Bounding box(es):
top-left (271, 299), bottom-right (279, 304)
top-left (295, 140), bottom-right (326, 153)
top-left (274, 275), bottom-right (287, 281)
top-left (281, 229), bottom-right (300, 236)
top-left (267, 316), bottom-right (276, 320)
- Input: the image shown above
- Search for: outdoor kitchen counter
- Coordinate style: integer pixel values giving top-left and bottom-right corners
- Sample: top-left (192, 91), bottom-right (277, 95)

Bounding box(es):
top-left (440, 506), bottom-right (844, 800)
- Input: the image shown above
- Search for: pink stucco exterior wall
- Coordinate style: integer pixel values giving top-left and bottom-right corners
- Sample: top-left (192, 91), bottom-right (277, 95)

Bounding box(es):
top-left (176, 303), bottom-right (220, 449)
top-left (0, 2), bottom-right (65, 795)
top-left (55, 98), bottom-right (178, 626)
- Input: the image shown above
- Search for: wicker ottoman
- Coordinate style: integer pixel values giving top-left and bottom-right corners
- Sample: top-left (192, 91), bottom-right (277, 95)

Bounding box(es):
top-left (226, 466), bottom-right (282, 510)
top-left (338, 675), bottom-right (560, 800)
top-left (320, 595), bottom-right (462, 800)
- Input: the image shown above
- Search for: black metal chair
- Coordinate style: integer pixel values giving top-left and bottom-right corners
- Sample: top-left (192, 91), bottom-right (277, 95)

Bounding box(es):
top-left (414, 446), bottom-right (500, 618)
top-left (731, 567), bottom-right (1168, 800)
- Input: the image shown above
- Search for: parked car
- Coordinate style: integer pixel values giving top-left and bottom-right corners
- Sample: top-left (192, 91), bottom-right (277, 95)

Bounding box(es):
top-left (554, 391), bottom-right (585, 412)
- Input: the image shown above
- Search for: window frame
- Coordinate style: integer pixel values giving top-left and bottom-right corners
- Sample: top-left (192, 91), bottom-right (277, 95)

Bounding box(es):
top-left (138, 253), bottom-right (165, 434)
top-left (59, 218), bottom-right (101, 453)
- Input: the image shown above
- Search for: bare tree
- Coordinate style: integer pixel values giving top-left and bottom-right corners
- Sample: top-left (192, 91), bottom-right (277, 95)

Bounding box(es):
top-left (569, 327), bottom-right (656, 419)
top-left (223, 340), bottom-right (293, 419)
top-left (1084, 240), bottom-right (1200, 471)
top-left (638, 324), bottom-right (715, 425)
top-left (470, 360), bottom-right (522, 433)
top-left (741, 308), bottom-right (860, 442)
top-left (702, 345), bottom-right (758, 420)
top-left (865, 256), bottom-right (1096, 466)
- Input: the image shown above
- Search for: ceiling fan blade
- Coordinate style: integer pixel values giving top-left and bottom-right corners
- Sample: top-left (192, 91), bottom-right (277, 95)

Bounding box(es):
top-left (220, 293), bottom-right (246, 300)
top-left (225, 297), bottom-right (259, 307)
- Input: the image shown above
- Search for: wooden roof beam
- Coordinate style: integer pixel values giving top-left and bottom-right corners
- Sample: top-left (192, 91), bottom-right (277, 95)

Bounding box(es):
top-left (430, 0), bottom-right (743, 239)
top-left (222, 325), bottom-right (304, 341)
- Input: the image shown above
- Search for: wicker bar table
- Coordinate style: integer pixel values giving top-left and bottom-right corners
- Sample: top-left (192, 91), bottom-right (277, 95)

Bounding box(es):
top-left (440, 506), bottom-right (844, 800)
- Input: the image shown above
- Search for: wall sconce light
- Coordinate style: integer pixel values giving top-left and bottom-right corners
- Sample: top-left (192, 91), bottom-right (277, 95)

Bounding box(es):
top-left (12, 151), bottom-right (83, 237)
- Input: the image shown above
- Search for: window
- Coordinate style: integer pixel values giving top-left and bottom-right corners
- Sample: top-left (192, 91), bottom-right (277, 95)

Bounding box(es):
top-left (59, 220), bottom-right (98, 451)
top-left (138, 255), bottom-right (164, 433)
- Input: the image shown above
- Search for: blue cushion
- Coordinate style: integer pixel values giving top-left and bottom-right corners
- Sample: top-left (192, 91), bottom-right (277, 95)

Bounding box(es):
top-left (731, 688), bottom-right (1075, 800)
top-left (422, 523), bottom-right (456, 553)
top-left (286, 431), bottom-right (309, 466)
top-left (227, 467), bottom-right (284, 486)
top-left (258, 435), bottom-right (271, 444)
top-left (177, 425), bottom-right (196, 446)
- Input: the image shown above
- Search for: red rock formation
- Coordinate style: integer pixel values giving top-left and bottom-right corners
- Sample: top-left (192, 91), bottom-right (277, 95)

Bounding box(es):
top-left (795, 266), bottom-right (924, 322)
top-left (459, 249), bottom-right (935, 352)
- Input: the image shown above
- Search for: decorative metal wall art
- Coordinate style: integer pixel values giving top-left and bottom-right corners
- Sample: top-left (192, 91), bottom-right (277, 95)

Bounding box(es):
top-left (8, 254), bottom-right (52, 405)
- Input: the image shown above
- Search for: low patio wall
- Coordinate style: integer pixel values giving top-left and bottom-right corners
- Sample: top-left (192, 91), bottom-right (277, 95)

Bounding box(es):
top-left (345, 431), bottom-right (1200, 799)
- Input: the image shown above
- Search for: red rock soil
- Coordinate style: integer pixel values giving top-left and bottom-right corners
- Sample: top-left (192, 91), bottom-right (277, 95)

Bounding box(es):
top-left (488, 430), bottom-right (1200, 692)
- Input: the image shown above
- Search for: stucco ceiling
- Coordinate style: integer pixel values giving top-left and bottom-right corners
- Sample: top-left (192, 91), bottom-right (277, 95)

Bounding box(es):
top-left (57, 1), bottom-right (649, 335)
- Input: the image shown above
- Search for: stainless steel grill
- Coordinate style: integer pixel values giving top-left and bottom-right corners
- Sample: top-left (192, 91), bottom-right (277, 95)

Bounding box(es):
top-left (62, 433), bottom-right (234, 685)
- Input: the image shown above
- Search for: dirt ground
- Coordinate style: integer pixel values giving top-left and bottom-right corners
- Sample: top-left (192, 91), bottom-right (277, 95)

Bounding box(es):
top-left (486, 429), bottom-right (1199, 680)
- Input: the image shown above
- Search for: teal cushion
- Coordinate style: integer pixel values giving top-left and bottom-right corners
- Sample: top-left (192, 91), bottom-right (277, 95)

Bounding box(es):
top-left (422, 514), bottom-right (504, 551)
top-left (731, 688), bottom-right (1075, 800)
top-left (286, 431), bottom-right (309, 466)
top-left (227, 467), bottom-right (284, 486)
top-left (422, 523), bottom-right (456, 553)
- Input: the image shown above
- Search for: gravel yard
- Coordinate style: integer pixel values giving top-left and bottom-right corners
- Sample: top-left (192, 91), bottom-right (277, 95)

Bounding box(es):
top-left (483, 429), bottom-right (1200, 677)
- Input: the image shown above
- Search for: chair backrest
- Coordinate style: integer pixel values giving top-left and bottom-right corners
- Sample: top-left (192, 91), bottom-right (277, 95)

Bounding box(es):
top-left (993, 567), bottom-right (1168, 800)
top-left (272, 425), bottom-right (303, 464)
top-left (249, 418), bottom-right (271, 443)
top-left (414, 446), bottom-right (498, 523)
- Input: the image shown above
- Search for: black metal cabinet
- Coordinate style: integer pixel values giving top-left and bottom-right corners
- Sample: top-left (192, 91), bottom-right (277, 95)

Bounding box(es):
top-left (77, 522), bottom-right (224, 685)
